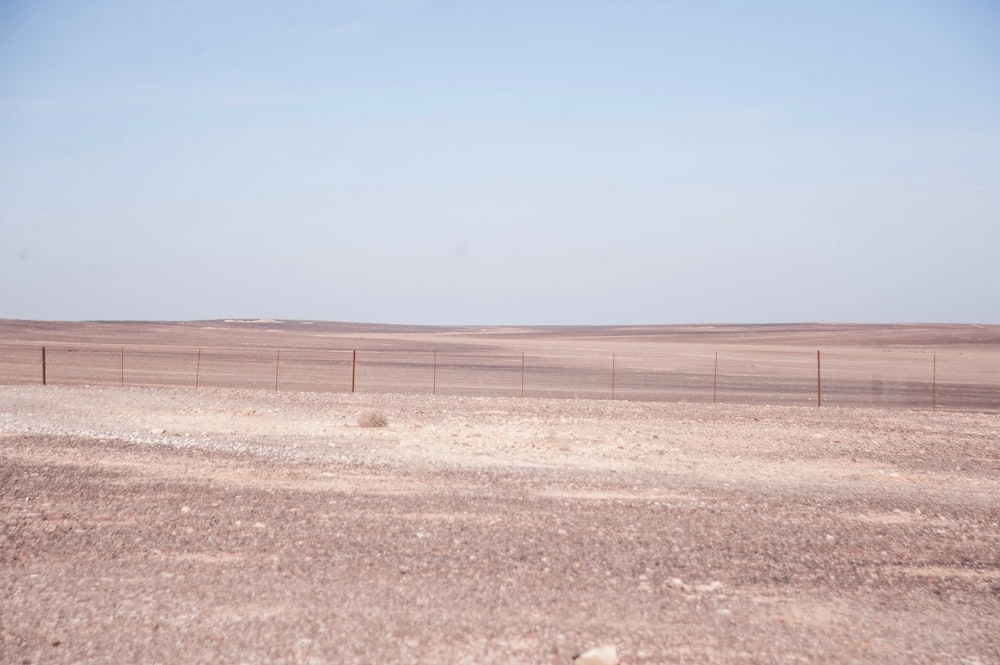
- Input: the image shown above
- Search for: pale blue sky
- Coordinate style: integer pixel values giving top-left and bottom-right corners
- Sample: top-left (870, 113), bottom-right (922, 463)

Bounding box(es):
top-left (2, 1), bottom-right (998, 324)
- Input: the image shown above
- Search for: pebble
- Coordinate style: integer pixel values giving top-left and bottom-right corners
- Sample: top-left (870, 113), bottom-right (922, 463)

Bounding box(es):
top-left (575, 645), bottom-right (619, 665)
top-left (669, 577), bottom-right (723, 593)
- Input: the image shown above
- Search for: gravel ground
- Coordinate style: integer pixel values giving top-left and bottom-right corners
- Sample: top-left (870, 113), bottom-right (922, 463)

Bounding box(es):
top-left (2, 385), bottom-right (998, 664)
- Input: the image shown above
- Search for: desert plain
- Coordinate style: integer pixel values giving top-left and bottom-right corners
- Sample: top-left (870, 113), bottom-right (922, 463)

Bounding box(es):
top-left (1, 320), bottom-right (998, 664)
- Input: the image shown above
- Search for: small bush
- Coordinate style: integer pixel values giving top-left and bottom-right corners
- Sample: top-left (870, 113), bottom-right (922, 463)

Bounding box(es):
top-left (357, 410), bottom-right (388, 428)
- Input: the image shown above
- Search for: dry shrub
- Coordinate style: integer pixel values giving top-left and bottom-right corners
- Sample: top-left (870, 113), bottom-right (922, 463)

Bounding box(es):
top-left (357, 410), bottom-right (389, 428)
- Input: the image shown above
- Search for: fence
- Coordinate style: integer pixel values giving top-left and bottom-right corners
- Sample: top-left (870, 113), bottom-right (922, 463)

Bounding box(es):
top-left (1, 343), bottom-right (997, 411)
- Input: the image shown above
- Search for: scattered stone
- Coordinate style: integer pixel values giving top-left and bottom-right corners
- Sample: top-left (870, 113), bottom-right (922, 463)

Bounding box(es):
top-left (575, 644), bottom-right (619, 665)
top-left (695, 580), bottom-right (723, 593)
top-left (668, 577), bottom-right (723, 593)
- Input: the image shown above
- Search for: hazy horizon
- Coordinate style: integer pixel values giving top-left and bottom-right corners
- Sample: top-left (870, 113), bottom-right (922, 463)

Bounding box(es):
top-left (4, 317), bottom-right (998, 330)
top-left (3, 2), bottom-right (998, 325)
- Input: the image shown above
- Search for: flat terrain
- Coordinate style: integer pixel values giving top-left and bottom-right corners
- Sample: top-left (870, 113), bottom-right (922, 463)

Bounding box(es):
top-left (1, 322), bottom-right (998, 664)
top-left (2, 320), bottom-right (1000, 409)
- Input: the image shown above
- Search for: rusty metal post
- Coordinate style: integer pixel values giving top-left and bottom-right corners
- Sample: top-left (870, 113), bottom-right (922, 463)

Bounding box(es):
top-left (932, 353), bottom-right (937, 411)
top-left (195, 349), bottom-right (202, 390)
top-left (351, 350), bottom-right (357, 393)
top-left (713, 351), bottom-right (718, 404)
top-left (41, 346), bottom-right (47, 386)
top-left (121, 346), bottom-right (125, 387)
top-left (611, 353), bottom-right (616, 401)
top-left (274, 350), bottom-right (281, 391)
top-left (817, 350), bottom-right (822, 407)
top-left (521, 352), bottom-right (525, 398)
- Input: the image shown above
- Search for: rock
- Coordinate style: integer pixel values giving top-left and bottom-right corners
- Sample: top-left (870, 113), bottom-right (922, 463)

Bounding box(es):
top-left (694, 580), bottom-right (723, 593)
top-left (669, 577), bottom-right (723, 593)
top-left (668, 577), bottom-right (687, 590)
top-left (575, 644), bottom-right (619, 665)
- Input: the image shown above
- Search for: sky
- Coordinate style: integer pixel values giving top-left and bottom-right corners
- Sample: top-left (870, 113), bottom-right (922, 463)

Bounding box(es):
top-left (1, 0), bottom-right (998, 325)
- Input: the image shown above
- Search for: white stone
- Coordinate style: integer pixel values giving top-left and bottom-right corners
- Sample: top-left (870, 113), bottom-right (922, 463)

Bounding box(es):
top-left (575, 644), bottom-right (619, 665)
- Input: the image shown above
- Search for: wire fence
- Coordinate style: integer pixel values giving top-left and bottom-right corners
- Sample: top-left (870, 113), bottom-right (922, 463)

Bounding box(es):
top-left (1, 342), bottom-right (997, 411)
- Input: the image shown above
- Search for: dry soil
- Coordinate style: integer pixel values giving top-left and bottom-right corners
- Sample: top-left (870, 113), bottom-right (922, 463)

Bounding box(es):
top-left (2, 383), bottom-right (998, 664)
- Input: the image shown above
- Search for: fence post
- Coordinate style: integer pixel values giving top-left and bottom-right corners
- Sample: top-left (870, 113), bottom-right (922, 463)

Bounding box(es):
top-left (351, 350), bottom-right (357, 393)
top-left (932, 353), bottom-right (937, 411)
top-left (611, 353), bottom-right (616, 401)
top-left (713, 351), bottom-right (718, 404)
top-left (41, 346), bottom-right (47, 386)
top-left (274, 350), bottom-right (281, 392)
top-left (121, 346), bottom-right (125, 387)
top-left (817, 350), bottom-right (822, 407)
top-left (195, 349), bottom-right (201, 390)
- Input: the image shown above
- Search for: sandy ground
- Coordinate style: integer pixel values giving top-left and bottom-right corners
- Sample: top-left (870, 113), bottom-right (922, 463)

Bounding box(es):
top-left (3, 320), bottom-right (999, 409)
top-left (2, 384), bottom-right (998, 664)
